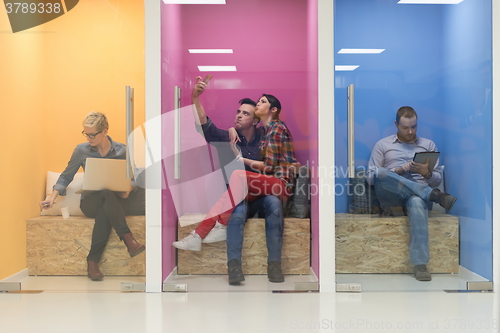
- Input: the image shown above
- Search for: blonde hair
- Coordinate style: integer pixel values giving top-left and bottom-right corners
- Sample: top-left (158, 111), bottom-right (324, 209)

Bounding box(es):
top-left (82, 112), bottom-right (108, 131)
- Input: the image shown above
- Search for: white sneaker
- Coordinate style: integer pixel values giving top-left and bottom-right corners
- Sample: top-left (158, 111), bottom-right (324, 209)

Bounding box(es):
top-left (172, 231), bottom-right (202, 251)
top-left (202, 222), bottom-right (227, 243)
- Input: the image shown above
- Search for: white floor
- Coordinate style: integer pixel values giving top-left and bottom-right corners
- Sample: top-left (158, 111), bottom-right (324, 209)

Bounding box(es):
top-left (164, 268), bottom-right (319, 292)
top-left (0, 270), bottom-right (497, 333)
top-left (162, 266), bottom-right (488, 293)
top-left (10, 265), bottom-right (487, 294)
top-left (18, 276), bottom-right (146, 292)
top-left (0, 287), bottom-right (498, 333)
top-left (336, 266), bottom-right (489, 292)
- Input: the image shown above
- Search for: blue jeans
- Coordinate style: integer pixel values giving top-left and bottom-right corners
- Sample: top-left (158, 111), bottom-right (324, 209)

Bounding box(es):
top-left (226, 195), bottom-right (284, 263)
top-left (373, 168), bottom-right (433, 266)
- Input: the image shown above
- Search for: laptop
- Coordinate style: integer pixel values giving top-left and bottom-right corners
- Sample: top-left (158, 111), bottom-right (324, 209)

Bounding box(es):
top-left (75, 158), bottom-right (131, 194)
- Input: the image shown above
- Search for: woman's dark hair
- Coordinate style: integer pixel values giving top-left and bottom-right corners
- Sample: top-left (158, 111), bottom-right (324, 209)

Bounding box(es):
top-left (262, 94), bottom-right (282, 118)
top-left (239, 98), bottom-right (256, 107)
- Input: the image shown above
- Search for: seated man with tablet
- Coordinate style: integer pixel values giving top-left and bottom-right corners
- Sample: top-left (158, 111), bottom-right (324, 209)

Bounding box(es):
top-left (366, 106), bottom-right (457, 282)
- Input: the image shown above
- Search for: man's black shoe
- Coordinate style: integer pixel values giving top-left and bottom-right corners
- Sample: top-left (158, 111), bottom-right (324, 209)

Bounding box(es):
top-left (228, 259), bottom-right (245, 285)
top-left (267, 261), bottom-right (285, 283)
top-left (430, 189), bottom-right (457, 210)
top-left (414, 265), bottom-right (432, 281)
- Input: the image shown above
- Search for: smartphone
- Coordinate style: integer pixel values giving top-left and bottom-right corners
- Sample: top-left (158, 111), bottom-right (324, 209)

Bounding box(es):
top-left (202, 75), bottom-right (213, 84)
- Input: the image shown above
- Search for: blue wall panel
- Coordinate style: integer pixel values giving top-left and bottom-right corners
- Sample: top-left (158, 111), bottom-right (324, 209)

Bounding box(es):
top-left (335, 0), bottom-right (492, 279)
top-left (441, 0), bottom-right (492, 279)
top-left (335, 0), bottom-right (444, 212)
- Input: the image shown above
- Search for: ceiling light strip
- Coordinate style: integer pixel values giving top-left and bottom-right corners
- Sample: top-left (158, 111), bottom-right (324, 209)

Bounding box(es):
top-left (398, 0), bottom-right (463, 4)
top-left (338, 49), bottom-right (385, 54)
top-left (198, 66), bottom-right (237, 72)
top-left (189, 49), bottom-right (233, 53)
top-left (335, 65), bottom-right (359, 71)
top-left (162, 0), bottom-right (226, 4)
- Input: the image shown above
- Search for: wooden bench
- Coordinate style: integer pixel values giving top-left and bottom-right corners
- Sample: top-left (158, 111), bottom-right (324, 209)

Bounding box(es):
top-left (26, 215), bottom-right (145, 276)
top-left (335, 213), bottom-right (459, 273)
top-left (176, 214), bottom-right (310, 275)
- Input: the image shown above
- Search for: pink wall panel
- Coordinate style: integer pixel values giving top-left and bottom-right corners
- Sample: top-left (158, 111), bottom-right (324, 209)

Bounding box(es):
top-left (179, 0), bottom-right (313, 166)
top-left (162, 0), bottom-right (319, 282)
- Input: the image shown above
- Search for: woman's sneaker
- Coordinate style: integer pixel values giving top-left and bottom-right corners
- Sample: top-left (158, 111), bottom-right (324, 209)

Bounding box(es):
top-left (202, 222), bottom-right (227, 243)
top-left (172, 231), bottom-right (202, 251)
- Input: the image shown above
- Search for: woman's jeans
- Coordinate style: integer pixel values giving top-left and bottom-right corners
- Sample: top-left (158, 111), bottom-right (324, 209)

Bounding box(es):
top-left (373, 168), bottom-right (433, 266)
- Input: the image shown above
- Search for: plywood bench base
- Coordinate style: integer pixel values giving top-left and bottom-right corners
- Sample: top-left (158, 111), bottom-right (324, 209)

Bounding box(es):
top-left (335, 213), bottom-right (459, 273)
top-left (177, 214), bottom-right (310, 275)
top-left (27, 216), bottom-right (145, 276)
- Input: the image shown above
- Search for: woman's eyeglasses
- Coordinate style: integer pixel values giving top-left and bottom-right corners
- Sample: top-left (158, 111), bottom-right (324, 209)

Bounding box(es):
top-left (82, 130), bottom-right (102, 139)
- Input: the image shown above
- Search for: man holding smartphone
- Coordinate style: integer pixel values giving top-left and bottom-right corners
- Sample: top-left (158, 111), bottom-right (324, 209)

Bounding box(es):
top-left (173, 76), bottom-right (287, 284)
top-left (366, 106), bottom-right (457, 281)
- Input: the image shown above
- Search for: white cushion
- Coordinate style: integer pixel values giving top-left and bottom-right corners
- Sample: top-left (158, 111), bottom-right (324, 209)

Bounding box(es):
top-left (40, 171), bottom-right (85, 216)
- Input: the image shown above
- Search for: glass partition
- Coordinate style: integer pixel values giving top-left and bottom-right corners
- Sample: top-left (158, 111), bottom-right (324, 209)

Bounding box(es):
top-left (0, 0), bottom-right (146, 292)
top-left (161, 0), bottom-right (319, 292)
top-left (334, 0), bottom-right (492, 291)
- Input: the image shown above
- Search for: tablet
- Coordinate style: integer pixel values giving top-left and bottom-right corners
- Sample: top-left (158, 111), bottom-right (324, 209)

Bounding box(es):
top-left (413, 152), bottom-right (440, 172)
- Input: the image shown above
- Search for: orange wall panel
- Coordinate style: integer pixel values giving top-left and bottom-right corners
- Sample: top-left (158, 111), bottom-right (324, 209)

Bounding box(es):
top-left (0, 29), bottom-right (45, 279)
top-left (0, 0), bottom-right (145, 279)
top-left (41, 0), bottom-right (145, 172)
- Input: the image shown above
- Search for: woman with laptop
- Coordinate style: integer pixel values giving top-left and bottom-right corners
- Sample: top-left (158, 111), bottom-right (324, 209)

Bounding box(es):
top-left (39, 112), bottom-right (145, 281)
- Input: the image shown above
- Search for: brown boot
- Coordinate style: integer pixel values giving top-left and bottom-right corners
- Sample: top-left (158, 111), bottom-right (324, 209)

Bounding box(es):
top-left (123, 232), bottom-right (145, 257)
top-left (87, 261), bottom-right (104, 281)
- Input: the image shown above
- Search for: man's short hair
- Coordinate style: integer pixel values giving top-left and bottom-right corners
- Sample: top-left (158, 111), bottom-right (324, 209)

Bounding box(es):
top-left (239, 98), bottom-right (256, 107)
top-left (396, 106), bottom-right (418, 124)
